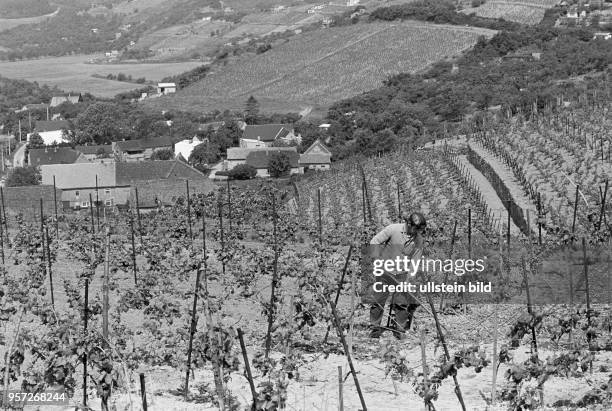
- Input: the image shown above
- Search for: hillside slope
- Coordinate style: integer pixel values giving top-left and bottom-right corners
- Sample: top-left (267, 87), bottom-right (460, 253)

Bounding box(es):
top-left (145, 21), bottom-right (496, 114)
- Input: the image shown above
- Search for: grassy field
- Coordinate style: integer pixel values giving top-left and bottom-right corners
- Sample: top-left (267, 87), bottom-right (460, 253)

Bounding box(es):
top-left (145, 21), bottom-right (496, 114)
top-left (460, 0), bottom-right (560, 25)
top-left (0, 54), bottom-right (203, 97)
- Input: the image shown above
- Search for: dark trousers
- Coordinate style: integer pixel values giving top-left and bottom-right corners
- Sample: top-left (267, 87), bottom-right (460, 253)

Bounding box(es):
top-left (370, 303), bottom-right (419, 335)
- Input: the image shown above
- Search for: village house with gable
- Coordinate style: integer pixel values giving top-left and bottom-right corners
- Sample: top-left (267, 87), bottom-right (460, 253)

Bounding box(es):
top-left (299, 139), bottom-right (332, 171)
top-left (49, 93), bottom-right (83, 108)
top-left (240, 124), bottom-right (300, 148)
top-left (27, 120), bottom-right (72, 146)
top-left (41, 159), bottom-right (214, 210)
top-left (28, 147), bottom-right (87, 167)
top-left (112, 137), bottom-right (173, 162)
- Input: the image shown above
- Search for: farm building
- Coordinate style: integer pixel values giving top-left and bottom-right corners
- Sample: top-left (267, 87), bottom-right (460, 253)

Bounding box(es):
top-left (299, 140), bottom-right (331, 172)
top-left (240, 124), bottom-right (300, 148)
top-left (593, 32), bottom-right (612, 40)
top-left (112, 137), bottom-right (173, 162)
top-left (74, 144), bottom-right (114, 161)
top-left (41, 160), bottom-right (213, 210)
top-left (49, 93), bottom-right (83, 107)
top-left (157, 82), bottom-right (177, 95)
top-left (41, 162), bottom-right (119, 210)
top-left (15, 103), bottom-right (48, 113)
top-left (27, 120), bottom-right (71, 146)
top-left (220, 147), bottom-right (302, 178)
top-left (174, 136), bottom-right (204, 161)
top-left (28, 147), bottom-right (87, 167)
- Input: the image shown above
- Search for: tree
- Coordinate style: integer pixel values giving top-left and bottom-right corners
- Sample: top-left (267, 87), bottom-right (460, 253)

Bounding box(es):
top-left (188, 141), bottom-right (220, 172)
top-left (6, 166), bottom-right (40, 186)
top-left (150, 148), bottom-right (174, 160)
top-left (244, 95), bottom-right (260, 125)
top-left (228, 164), bottom-right (257, 180)
top-left (28, 132), bottom-right (44, 149)
top-left (268, 151), bottom-right (291, 178)
top-left (73, 102), bottom-right (134, 144)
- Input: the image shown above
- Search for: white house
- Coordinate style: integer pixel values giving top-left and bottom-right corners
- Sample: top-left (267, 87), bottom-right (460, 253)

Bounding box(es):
top-left (157, 82), bottom-right (177, 95)
top-left (174, 136), bottom-right (204, 161)
top-left (27, 120), bottom-right (71, 146)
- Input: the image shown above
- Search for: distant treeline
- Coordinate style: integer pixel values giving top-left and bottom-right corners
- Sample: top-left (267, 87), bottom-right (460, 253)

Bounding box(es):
top-left (369, 0), bottom-right (521, 31)
top-left (0, 9), bottom-right (128, 60)
top-left (0, 0), bottom-right (54, 19)
top-left (322, 17), bottom-right (612, 159)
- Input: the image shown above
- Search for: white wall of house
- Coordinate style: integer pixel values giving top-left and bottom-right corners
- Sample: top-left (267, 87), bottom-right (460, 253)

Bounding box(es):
top-left (27, 130), bottom-right (69, 146)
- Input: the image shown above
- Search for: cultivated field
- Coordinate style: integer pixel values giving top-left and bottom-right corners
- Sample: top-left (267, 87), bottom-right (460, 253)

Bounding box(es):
top-left (0, 54), bottom-right (203, 97)
top-left (0, 7), bottom-right (58, 31)
top-left (146, 21), bottom-right (496, 114)
top-left (460, 0), bottom-right (560, 25)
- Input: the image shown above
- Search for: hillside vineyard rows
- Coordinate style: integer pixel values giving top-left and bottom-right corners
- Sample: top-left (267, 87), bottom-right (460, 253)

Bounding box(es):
top-left (148, 21), bottom-right (495, 112)
top-left (1, 91), bottom-right (612, 410)
top-left (460, 0), bottom-right (561, 25)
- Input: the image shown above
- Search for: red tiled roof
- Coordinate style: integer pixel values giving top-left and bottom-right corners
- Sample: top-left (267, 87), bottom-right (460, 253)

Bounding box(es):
top-left (242, 124), bottom-right (291, 142)
top-left (29, 147), bottom-right (84, 166)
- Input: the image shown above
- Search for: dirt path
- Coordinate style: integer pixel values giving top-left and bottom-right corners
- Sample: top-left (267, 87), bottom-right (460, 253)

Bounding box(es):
top-left (457, 154), bottom-right (522, 235)
top-left (469, 141), bottom-right (536, 213)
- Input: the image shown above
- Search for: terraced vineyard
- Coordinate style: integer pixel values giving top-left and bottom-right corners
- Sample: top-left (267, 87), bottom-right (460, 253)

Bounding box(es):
top-left (471, 98), bottom-right (612, 239)
top-left (460, 0), bottom-right (559, 25)
top-left (296, 148), bottom-right (504, 242)
top-left (146, 21), bottom-right (496, 113)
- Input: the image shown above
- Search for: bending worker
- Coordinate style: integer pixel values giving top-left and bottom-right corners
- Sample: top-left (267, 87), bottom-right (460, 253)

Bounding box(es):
top-left (364, 212), bottom-right (426, 339)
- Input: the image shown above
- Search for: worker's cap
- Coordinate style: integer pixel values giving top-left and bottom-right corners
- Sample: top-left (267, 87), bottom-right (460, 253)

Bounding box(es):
top-left (403, 212), bottom-right (427, 229)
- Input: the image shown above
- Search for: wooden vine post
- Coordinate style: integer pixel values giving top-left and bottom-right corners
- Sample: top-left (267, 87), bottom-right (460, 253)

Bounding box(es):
top-left (102, 226), bottom-right (110, 340)
top-left (83, 278), bottom-right (89, 407)
top-left (317, 187), bottom-right (322, 245)
top-left (186, 180), bottom-right (193, 240)
top-left (226, 178), bottom-right (232, 230)
top-left (572, 185), bottom-right (579, 235)
top-left (237, 328), bottom-right (257, 409)
top-left (323, 245), bottom-right (353, 344)
top-left (184, 240), bottom-right (203, 399)
top-left (426, 295), bottom-right (467, 411)
top-left (0, 186), bottom-right (7, 241)
top-left (53, 175), bottom-right (59, 238)
top-left (45, 226), bottom-right (54, 308)
top-left (129, 210), bottom-right (138, 285)
top-left (520, 256), bottom-right (538, 356)
top-left (265, 192), bottom-right (279, 359)
top-left (582, 238), bottom-right (593, 374)
top-left (338, 365), bottom-right (344, 411)
top-left (200, 213), bottom-right (226, 410)
top-left (468, 208), bottom-right (472, 259)
top-left (397, 181), bottom-right (401, 219)
top-left (139, 373), bottom-right (147, 411)
top-left (419, 329), bottom-right (433, 411)
top-left (328, 299), bottom-right (367, 411)
top-left (95, 175), bottom-right (100, 231)
top-left (135, 187), bottom-right (142, 237)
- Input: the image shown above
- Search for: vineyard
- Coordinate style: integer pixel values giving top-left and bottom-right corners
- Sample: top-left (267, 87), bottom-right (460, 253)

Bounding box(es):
top-left (2, 93), bottom-right (612, 409)
top-left (460, 0), bottom-right (559, 25)
top-left (146, 21), bottom-right (495, 114)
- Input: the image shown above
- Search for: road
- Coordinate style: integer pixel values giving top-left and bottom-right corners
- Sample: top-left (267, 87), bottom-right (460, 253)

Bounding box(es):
top-left (13, 142), bottom-right (26, 167)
